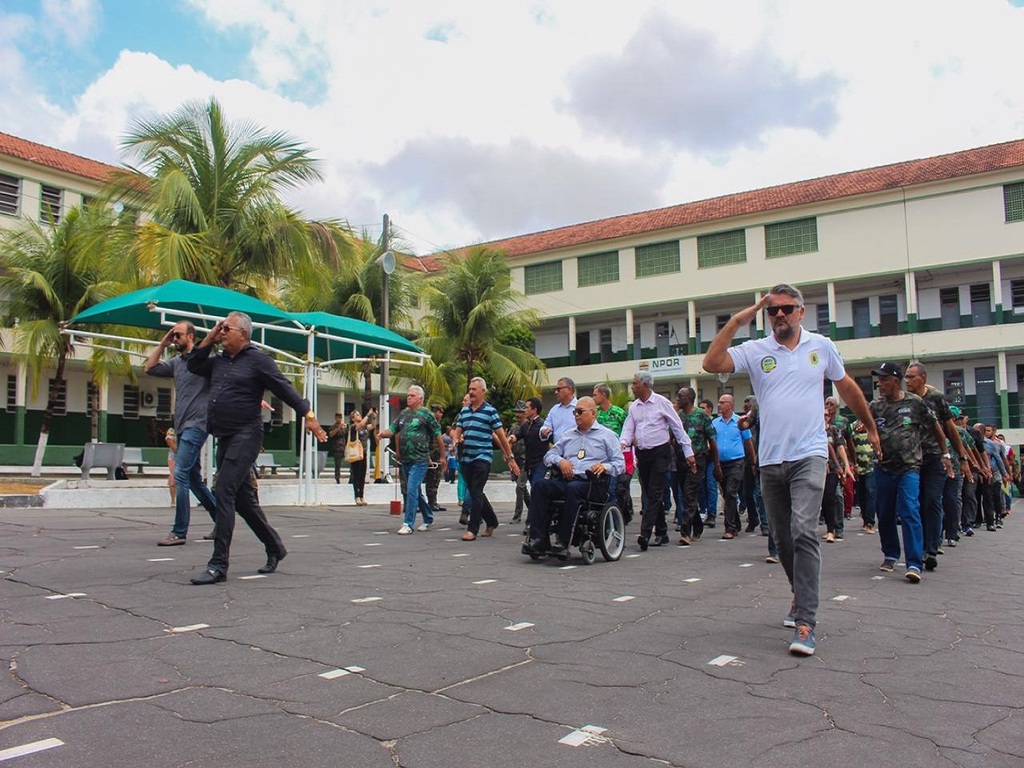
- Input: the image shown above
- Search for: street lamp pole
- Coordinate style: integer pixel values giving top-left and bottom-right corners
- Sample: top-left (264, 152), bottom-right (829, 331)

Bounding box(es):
top-left (377, 214), bottom-right (395, 481)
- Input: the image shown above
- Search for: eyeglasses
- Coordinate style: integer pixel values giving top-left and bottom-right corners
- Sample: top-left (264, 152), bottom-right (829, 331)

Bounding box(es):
top-left (554, 385), bottom-right (567, 391)
top-left (766, 304), bottom-right (801, 316)
top-left (170, 332), bottom-right (183, 340)
top-left (573, 408), bottom-right (593, 416)
top-left (222, 325), bottom-right (239, 333)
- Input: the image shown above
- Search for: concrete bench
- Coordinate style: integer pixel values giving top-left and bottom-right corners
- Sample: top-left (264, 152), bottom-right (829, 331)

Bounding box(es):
top-left (123, 447), bottom-right (150, 474)
top-left (80, 442), bottom-right (125, 480)
top-left (255, 453), bottom-right (282, 475)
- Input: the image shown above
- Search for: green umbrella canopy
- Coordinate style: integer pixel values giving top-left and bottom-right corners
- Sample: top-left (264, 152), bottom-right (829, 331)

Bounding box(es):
top-left (69, 281), bottom-right (423, 363)
top-left (288, 311), bottom-right (423, 364)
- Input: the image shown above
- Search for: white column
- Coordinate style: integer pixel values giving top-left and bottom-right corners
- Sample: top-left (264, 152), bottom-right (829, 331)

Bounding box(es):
top-left (625, 308), bottom-right (634, 348)
top-left (827, 282), bottom-right (837, 326)
top-left (568, 316), bottom-right (577, 360)
top-left (754, 291), bottom-right (764, 334)
top-left (687, 300), bottom-right (697, 341)
top-left (992, 259), bottom-right (1003, 311)
top-left (904, 271), bottom-right (918, 319)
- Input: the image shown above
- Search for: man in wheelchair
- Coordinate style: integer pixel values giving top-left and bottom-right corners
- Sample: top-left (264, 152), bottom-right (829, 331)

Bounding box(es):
top-left (522, 396), bottom-right (624, 558)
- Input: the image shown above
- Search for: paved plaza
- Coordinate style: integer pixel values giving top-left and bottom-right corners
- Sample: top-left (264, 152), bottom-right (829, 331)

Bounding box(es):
top-left (1, 497), bottom-right (1022, 767)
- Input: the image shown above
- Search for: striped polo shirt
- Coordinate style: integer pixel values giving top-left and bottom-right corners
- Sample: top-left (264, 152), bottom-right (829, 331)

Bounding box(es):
top-left (456, 401), bottom-right (503, 463)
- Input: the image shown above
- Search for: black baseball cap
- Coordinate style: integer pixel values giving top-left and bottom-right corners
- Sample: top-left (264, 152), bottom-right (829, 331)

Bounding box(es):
top-left (872, 362), bottom-right (903, 379)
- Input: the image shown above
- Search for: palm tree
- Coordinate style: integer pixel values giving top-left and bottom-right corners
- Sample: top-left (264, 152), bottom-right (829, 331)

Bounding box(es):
top-left (417, 246), bottom-right (544, 397)
top-left (103, 97), bottom-right (350, 294)
top-left (0, 207), bottom-right (119, 475)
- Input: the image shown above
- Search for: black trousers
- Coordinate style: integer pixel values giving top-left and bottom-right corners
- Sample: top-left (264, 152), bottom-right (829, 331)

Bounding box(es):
top-left (719, 458), bottom-right (745, 533)
top-left (680, 453), bottom-right (706, 537)
top-left (637, 443), bottom-right (672, 538)
top-left (462, 459), bottom-right (498, 535)
top-left (208, 427), bottom-right (285, 574)
top-left (529, 476), bottom-right (591, 545)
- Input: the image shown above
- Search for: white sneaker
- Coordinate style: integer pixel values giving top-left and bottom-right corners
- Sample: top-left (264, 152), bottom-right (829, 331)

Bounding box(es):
top-left (416, 523), bottom-right (431, 531)
top-left (397, 524), bottom-right (413, 535)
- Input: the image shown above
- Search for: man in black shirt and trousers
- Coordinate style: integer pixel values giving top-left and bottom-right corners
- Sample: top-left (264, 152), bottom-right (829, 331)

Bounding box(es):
top-left (187, 311), bottom-right (327, 584)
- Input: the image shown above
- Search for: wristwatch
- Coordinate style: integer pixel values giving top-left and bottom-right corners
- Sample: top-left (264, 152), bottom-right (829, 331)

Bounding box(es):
top-left (941, 452), bottom-right (951, 459)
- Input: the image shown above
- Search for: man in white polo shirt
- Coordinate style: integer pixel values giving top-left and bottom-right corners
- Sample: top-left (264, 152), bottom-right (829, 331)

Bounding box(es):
top-left (704, 284), bottom-right (879, 657)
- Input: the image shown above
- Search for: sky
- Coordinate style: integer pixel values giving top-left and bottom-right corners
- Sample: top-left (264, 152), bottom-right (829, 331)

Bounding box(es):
top-left (3, 0), bottom-right (1024, 255)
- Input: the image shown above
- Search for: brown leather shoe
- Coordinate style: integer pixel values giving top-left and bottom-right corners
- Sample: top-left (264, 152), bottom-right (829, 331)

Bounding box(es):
top-left (481, 525), bottom-right (498, 537)
top-left (461, 531), bottom-right (477, 541)
top-left (157, 535), bottom-right (186, 546)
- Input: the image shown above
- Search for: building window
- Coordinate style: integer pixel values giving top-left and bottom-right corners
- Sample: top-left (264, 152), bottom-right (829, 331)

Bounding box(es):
top-left (697, 229), bottom-right (746, 269)
top-left (655, 321), bottom-right (670, 357)
top-left (156, 387), bottom-right (172, 419)
top-left (599, 328), bottom-right (613, 363)
top-left (879, 294), bottom-right (898, 336)
top-left (0, 174), bottom-right (20, 216)
top-left (852, 298), bottom-right (871, 339)
top-left (940, 287), bottom-right (960, 329)
top-left (970, 283), bottom-right (992, 326)
top-left (47, 378), bottom-right (67, 416)
top-left (635, 241), bottom-right (680, 278)
top-left (6, 374), bottom-right (16, 413)
top-left (765, 217), bottom-right (818, 258)
top-left (1011, 279), bottom-right (1024, 314)
top-left (86, 381), bottom-right (97, 419)
top-left (524, 261), bottom-right (563, 295)
top-left (974, 367), bottom-right (998, 425)
top-left (944, 369), bottom-right (965, 408)
top-left (1004, 182), bottom-right (1024, 222)
top-left (578, 251), bottom-right (619, 287)
top-left (815, 303), bottom-right (830, 336)
top-left (123, 384), bottom-right (140, 419)
top-left (40, 185), bottom-right (62, 224)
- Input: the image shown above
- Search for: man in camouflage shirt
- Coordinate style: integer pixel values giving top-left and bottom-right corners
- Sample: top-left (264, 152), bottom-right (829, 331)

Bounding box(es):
top-left (594, 383), bottom-right (629, 509)
top-left (903, 362), bottom-right (965, 569)
top-left (675, 386), bottom-right (718, 544)
top-left (869, 363), bottom-right (950, 583)
top-left (851, 419), bottom-right (877, 533)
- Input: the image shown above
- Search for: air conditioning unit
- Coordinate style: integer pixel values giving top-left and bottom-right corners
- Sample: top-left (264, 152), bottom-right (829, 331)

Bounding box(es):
top-left (140, 387), bottom-right (158, 414)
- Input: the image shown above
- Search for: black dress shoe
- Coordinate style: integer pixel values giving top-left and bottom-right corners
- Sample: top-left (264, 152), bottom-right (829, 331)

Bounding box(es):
top-left (550, 539), bottom-right (569, 560)
top-left (258, 548), bottom-right (287, 574)
top-left (459, 513), bottom-right (469, 526)
top-left (432, 505), bottom-right (447, 511)
top-left (190, 567), bottom-right (225, 585)
top-left (521, 538), bottom-right (548, 556)
top-left (203, 530), bottom-right (217, 540)
top-left (637, 534), bottom-right (649, 551)
top-left (745, 522), bottom-right (758, 533)
top-left (651, 534), bottom-right (671, 547)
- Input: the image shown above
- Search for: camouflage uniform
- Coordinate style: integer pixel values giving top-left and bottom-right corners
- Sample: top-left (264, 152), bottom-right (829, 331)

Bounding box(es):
top-left (678, 409), bottom-right (716, 538)
top-left (851, 421), bottom-right (876, 527)
top-left (917, 386), bottom-right (954, 559)
top-left (869, 392), bottom-right (937, 574)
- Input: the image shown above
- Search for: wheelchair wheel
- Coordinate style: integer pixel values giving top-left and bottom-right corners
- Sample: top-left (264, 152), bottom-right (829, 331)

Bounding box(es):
top-left (598, 503), bottom-right (625, 561)
top-left (580, 540), bottom-right (596, 565)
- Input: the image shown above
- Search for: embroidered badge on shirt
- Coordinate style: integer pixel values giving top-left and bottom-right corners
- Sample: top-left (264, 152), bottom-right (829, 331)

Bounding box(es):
top-left (578, 449), bottom-right (586, 459)
top-left (809, 351), bottom-right (820, 367)
top-left (760, 356), bottom-right (777, 373)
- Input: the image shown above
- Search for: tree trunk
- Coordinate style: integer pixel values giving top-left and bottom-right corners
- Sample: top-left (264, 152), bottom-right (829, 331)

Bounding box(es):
top-left (361, 361), bottom-right (373, 413)
top-left (89, 379), bottom-right (99, 442)
top-left (31, 349), bottom-right (67, 477)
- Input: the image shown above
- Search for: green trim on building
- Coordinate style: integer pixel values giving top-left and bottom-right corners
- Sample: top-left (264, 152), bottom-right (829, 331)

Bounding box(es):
top-left (906, 312), bottom-right (917, 333)
top-left (1000, 388), bottom-right (1010, 431)
top-left (569, 349), bottom-right (576, 365)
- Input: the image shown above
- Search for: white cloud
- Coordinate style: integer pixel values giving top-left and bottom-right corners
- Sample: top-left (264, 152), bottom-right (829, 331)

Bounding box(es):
top-left (41, 0), bottom-right (100, 48)
top-left (5, 0), bottom-right (1024, 254)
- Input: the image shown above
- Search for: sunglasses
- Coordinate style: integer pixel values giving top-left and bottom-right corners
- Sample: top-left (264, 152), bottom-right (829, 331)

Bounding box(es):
top-left (170, 332), bottom-right (183, 339)
top-left (573, 408), bottom-right (593, 416)
top-left (766, 304), bottom-right (800, 316)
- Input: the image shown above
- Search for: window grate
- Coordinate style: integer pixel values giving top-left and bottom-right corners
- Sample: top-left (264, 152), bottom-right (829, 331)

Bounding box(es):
top-left (0, 174), bottom-right (20, 215)
top-left (123, 384), bottom-right (140, 420)
top-left (577, 251), bottom-right (619, 287)
top-left (524, 261), bottom-right (563, 294)
top-left (697, 230), bottom-right (746, 268)
top-left (40, 185), bottom-right (62, 224)
top-left (1004, 182), bottom-right (1024, 222)
top-left (635, 241), bottom-right (680, 278)
top-left (765, 217), bottom-right (818, 257)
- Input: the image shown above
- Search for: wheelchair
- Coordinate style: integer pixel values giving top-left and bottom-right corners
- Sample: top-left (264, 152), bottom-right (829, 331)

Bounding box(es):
top-left (525, 472), bottom-right (626, 564)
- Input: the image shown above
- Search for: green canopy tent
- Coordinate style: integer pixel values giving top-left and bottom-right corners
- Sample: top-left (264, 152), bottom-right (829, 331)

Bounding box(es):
top-left (65, 280), bottom-right (427, 503)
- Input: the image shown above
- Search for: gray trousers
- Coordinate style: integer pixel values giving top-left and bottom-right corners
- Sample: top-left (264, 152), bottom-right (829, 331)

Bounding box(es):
top-left (760, 456), bottom-right (827, 630)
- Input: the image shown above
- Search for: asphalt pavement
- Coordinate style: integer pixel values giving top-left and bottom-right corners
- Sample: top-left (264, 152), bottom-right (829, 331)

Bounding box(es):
top-left (1, 497), bottom-right (1022, 768)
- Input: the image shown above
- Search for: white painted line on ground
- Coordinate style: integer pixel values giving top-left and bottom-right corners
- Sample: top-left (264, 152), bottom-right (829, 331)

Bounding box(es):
top-left (345, 665), bottom-right (366, 673)
top-left (239, 575), bottom-right (267, 580)
top-left (559, 725), bottom-right (608, 746)
top-left (613, 595), bottom-right (635, 602)
top-left (739, 563), bottom-right (753, 568)
top-left (452, 553), bottom-right (470, 558)
top-left (832, 594), bottom-right (850, 602)
top-left (351, 596), bottom-right (382, 603)
top-left (357, 564), bottom-right (381, 569)
top-left (373, 531), bottom-right (388, 535)
top-left (507, 533), bottom-right (520, 537)
top-left (438, 527), bottom-right (452, 531)
top-left (45, 593), bottom-right (86, 600)
top-left (444, 538), bottom-right (460, 542)
top-left (559, 565), bottom-right (577, 570)
top-left (364, 542), bottom-right (383, 547)
top-left (473, 579), bottom-right (497, 585)
top-left (167, 623), bottom-right (209, 633)
top-left (148, 558), bottom-right (175, 562)
top-left (708, 654), bottom-right (740, 667)
top-left (73, 545), bottom-right (100, 550)
top-left (505, 622), bottom-right (534, 631)
top-left (625, 553), bottom-right (641, 559)
top-left (292, 534), bottom-right (311, 538)
top-left (871, 575), bottom-right (885, 580)
top-left (319, 668), bottom-right (350, 679)
top-left (0, 738), bottom-right (65, 761)
top-left (684, 578), bottom-right (701, 583)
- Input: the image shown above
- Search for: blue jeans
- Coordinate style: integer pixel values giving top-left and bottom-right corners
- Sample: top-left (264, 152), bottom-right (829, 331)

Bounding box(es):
top-left (875, 468), bottom-right (924, 571)
top-left (402, 460), bottom-right (433, 527)
top-left (919, 456), bottom-right (946, 557)
top-left (171, 427), bottom-right (217, 538)
top-left (704, 459), bottom-right (718, 518)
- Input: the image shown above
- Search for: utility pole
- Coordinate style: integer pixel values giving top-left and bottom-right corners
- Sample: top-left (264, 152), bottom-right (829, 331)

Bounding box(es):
top-left (376, 214), bottom-right (392, 482)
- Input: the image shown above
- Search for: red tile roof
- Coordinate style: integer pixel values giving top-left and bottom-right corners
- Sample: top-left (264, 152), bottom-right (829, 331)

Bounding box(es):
top-left (0, 131), bottom-right (120, 183)
top-left (459, 138), bottom-right (1024, 261)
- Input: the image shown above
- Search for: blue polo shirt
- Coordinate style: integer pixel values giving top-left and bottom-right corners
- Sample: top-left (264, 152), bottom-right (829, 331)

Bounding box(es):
top-left (712, 414), bottom-right (751, 462)
top-left (456, 401), bottom-right (503, 463)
